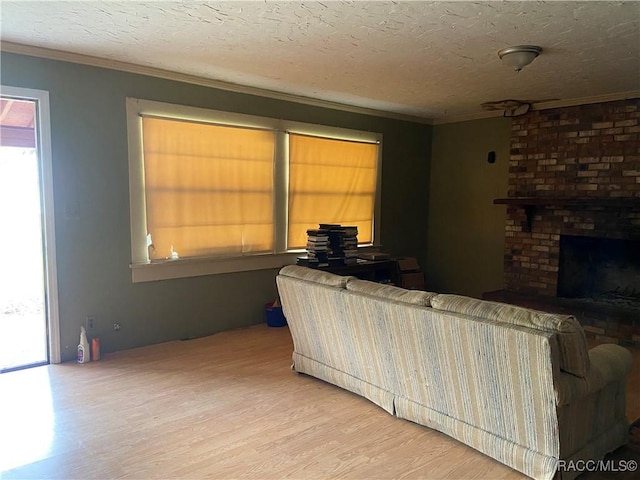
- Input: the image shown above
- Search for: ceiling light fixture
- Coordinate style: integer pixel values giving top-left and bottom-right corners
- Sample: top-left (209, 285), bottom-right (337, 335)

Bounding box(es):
top-left (497, 45), bottom-right (542, 72)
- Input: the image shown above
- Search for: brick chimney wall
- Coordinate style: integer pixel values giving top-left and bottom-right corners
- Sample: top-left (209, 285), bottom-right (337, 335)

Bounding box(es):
top-left (504, 98), bottom-right (640, 296)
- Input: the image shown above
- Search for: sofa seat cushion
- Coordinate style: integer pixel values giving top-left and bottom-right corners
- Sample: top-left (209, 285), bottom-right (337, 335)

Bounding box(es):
top-left (278, 265), bottom-right (354, 288)
top-left (346, 279), bottom-right (436, 306)
top-left (431, 294), bottom-right (590, 377)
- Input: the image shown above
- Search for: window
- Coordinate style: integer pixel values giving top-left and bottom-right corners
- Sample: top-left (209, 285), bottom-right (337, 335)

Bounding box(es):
top-left (288, 134), bottom-right (378, 248)
top-left (126, 98), bottom-right (381, 281)
top-left (142, 117), bottom-right (275, 260)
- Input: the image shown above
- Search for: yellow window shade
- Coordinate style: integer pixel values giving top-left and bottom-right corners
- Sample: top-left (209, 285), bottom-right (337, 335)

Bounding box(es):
top-left (288, 134), bottom-right (378, 248)
top-left (142, 117), bottom-right (275, 260)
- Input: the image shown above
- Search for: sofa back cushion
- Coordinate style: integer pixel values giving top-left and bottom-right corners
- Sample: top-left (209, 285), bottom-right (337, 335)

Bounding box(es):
top-left (346, 279), bottom-right (436, 307)
top-left (278, 265), bottom-right (354, 288)
top-left (431, 294), bottom-right (590, 377)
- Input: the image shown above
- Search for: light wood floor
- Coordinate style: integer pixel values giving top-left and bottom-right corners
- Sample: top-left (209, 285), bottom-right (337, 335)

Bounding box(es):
top-left (0, 325), bottom-right (638, 480)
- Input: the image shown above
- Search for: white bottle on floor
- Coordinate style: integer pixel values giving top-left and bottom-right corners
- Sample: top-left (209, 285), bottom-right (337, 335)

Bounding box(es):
top-left (77, 326), bottom-right (90, 363)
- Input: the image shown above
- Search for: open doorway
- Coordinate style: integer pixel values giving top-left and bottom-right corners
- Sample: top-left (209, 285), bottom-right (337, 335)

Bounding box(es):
top-left (1, 88), bottom-right (59, 372)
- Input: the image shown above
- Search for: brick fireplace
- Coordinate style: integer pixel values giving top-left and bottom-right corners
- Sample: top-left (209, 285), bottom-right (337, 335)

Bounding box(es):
top-left (489, 98), bottom-right (640, 344)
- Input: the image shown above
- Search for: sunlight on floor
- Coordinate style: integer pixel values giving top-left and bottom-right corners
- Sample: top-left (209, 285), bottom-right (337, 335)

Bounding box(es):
top-left (0, 366), bottom-right (54, 471)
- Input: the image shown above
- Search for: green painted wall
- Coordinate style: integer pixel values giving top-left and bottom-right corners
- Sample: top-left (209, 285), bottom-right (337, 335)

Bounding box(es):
top-left (1, 52), bottom-right (431, 361)
top-left (426, 117), bottom-right (511, 297)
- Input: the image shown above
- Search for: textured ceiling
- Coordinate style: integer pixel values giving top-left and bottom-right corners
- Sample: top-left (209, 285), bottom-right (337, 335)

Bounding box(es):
top-left (1, 1), bottom-right (639, 122)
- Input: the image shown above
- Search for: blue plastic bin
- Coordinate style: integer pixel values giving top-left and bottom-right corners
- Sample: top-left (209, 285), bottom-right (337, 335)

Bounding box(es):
top-left (265, 303), bottom-right (287, 327)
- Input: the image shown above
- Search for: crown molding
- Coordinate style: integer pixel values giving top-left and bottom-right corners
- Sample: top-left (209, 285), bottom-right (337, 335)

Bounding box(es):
top-left (531, 91), bottom-right (640, 111)
top-left (432, 109), bottom-right (504, 125)
top-left (4, 41), bottom-right (637, 128)
top-left (434, 91), bottom-right (640, 125)
top-left (1, 41), bottom-right (433, 125)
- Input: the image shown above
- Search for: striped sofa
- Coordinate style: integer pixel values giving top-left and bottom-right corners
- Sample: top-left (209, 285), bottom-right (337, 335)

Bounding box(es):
top-left (276, 265), bottom-right (633, 480)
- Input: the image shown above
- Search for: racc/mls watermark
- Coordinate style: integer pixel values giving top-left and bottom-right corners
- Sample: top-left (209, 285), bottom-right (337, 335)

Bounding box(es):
top-left (558, 459), bottom-right (637, 473)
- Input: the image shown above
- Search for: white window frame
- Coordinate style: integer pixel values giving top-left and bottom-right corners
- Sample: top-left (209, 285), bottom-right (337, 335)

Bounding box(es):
top-left (126, 98), bottom-right (382, 282)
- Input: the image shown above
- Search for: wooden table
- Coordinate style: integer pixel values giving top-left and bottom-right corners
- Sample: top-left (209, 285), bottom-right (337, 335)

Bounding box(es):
top-left (320, 259), bottom-right (398, 284)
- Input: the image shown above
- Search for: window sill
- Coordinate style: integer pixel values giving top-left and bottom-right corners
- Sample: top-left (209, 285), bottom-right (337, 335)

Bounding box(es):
top-left (130, 252), bottom-right (301, 283)
top-left (129, 245), bottom-right (380, 283)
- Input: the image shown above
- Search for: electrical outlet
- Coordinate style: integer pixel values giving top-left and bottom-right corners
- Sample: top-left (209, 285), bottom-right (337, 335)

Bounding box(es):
top-left (86, 316), bottom-right (95, 330)
top-left (113, 323), bottom-right (121, 331)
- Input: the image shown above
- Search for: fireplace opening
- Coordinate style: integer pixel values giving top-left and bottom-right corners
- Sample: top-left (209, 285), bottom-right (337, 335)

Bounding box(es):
top-left (557, 235), bottom-right (640, 309)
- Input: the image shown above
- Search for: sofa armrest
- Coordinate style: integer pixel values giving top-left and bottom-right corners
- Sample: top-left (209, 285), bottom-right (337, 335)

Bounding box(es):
top-left (554, 344), bottom-right (633, 406)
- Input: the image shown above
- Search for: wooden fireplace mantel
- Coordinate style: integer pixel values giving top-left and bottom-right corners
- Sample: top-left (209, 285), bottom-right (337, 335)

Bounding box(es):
top-left (493, 197), bottom-right (640, 232)
top-left (493, 197), bottom-right (640, 208)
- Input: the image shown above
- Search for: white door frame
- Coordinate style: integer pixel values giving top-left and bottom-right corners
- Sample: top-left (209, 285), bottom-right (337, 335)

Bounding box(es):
top-left (1, 86), bottom-right (60, 364)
